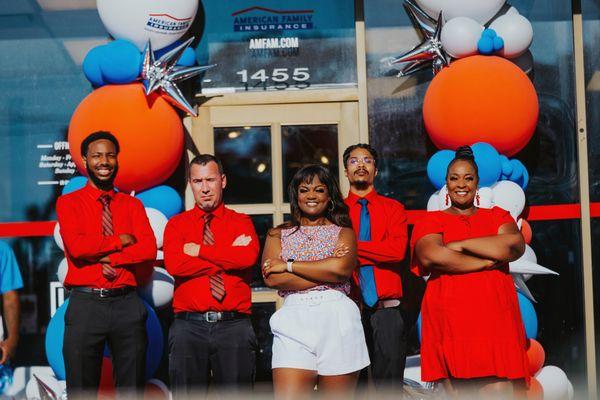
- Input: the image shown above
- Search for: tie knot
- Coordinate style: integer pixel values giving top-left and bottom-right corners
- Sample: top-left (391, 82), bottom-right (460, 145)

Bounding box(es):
top-left (358, 198), bottom-right (368, 206)
top-left (204, 213), bottom-right (214, 224)
top-left (99, 194), bottom-right (111, 207)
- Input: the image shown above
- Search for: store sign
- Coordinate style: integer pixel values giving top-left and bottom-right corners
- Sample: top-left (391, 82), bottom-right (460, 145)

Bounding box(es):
top-left (197, 0), bottom-right (357, 92)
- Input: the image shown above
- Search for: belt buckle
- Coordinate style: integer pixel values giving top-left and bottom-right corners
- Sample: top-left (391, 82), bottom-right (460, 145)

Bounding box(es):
top-left (205, 311), bottom-right (220, 323)
top-left (99, 288), bottom-right (110, 298)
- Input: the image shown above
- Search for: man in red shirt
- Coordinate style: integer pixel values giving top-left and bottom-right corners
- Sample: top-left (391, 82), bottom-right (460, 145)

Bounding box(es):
top-left (164, 154), bottom-right (259, 396)
top-left (56, 131), bottom-right (157, 396)
top-left (343, 144), bottom-right (409, 390)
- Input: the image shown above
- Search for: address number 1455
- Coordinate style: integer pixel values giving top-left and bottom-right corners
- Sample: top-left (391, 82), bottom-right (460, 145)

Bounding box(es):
top-left (236, 68), bottom-right (310, 83)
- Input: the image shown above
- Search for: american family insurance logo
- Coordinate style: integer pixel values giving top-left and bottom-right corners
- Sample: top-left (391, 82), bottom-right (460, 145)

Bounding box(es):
top-left (232, 6), bottom-right (314, 32)
top-left (146, 13), bottom-right (193, 33)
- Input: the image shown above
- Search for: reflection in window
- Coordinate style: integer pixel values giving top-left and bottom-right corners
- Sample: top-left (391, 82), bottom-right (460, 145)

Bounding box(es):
top-left (214, 126), bottom-right (272, 204)
top-left (249, 214), bottom-right (274, 287)
top-left (281, 125), bottom-right (339, 202)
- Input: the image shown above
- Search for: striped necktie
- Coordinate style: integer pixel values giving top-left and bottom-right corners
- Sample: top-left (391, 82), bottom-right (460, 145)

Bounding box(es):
top-left (99, 194), bottom-right (114, 236)
top-left (204, 214), bottom-right (225, 301)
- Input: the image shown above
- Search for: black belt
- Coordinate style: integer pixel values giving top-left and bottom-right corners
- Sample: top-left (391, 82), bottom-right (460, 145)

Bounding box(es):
top-left (71, 286), bottom-right (135, 298)
top-left (175, 311), bottom-right (249, 323)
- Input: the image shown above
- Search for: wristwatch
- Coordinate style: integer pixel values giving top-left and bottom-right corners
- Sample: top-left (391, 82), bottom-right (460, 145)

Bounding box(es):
top-left (286, 258), bottom-right (295, 273)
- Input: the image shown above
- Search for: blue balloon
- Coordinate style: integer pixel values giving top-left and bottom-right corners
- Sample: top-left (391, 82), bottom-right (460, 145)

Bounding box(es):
top-left (509, 159), bottom-right (529, 189)
top-left (100, 40), bottom-right (142, 84)
top-left (62, 176), bottom-right (88, 195)
top-left (493, 36), bottom-right (505, 52)
top-left (82, 46), bottom-right (106, 87)
top-left (500, 155), bottom-right (512, 178)
top-left (136, 186), bottom-right (183, 219)
top-left (45, 299), bottom-right (69, 380)
top-left (45, 298), bottom-right (163, 381)
top-left (143, 301), bottom-right (164, 379)
top-left (478, 37), bottom-right (494, 55)
top-left (178, 47), bottom-right (197, 67)
top-left (471, 142), bottom-right (502, 187)
top-left (427, 150), bottom-right (455, 189)
top-left (517, 291), bottom-right (538, 339)
top-left (482, 28), bottom-right (497, 38)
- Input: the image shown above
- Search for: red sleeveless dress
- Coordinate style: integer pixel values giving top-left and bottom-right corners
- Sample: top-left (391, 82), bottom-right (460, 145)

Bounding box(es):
top-left (410, 207), bottom-right (530, 383)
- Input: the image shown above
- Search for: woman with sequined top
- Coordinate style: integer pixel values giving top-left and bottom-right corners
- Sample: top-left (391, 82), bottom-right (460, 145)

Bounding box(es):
top-left (262, 164), bottom-right (370, 399)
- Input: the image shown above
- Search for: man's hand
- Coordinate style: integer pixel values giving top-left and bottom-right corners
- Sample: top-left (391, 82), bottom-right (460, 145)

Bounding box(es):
top-left (119, 234), bottom-right (137, 247)
top-left (232, 234), bottom-right (252, 247)
top-left (102, 263), bottom-right (117, 280)
top-left (184, 243), bottom-right (201, 257)
top-left (0, 338), bottom-right (17, 364)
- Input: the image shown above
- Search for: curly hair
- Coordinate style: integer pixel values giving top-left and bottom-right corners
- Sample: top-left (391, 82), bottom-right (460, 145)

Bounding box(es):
top-left (281, 164), bottom-right (351, 230)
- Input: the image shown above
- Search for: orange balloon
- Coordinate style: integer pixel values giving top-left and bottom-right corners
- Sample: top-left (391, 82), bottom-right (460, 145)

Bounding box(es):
top-left (526, 339), bottom-right (545, 375)
top-left (526, 377), bottom-right (544, 400)
top-left (68, 84), bottom-right (184, 192)
top-left (423, 56), bottom-right (538, 156)
top-left (521, 219), bottom-right (532, 244)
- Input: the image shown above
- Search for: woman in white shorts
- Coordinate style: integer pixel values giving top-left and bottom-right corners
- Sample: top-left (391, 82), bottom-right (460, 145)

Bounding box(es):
top-left (262, 164), bottom-right (370, 398)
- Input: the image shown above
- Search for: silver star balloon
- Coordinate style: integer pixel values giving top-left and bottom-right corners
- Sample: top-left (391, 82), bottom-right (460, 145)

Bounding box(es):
top-left (386, 5), bottom-right (450, 77)
top-left (404, 0), bottom-right (437, 37)
top-left (141, 37), bottom-right (216, 117)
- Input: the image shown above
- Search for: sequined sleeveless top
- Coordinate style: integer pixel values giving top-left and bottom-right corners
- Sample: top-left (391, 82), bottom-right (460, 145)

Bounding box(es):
top-left (278, 224), bottom-right (351, 298)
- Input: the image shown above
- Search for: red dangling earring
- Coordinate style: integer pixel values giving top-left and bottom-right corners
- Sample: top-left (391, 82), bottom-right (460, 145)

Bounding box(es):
top-left (445, 193), bottom-right (449, 206)
top-left (476, 192), bottom-right (480, 206)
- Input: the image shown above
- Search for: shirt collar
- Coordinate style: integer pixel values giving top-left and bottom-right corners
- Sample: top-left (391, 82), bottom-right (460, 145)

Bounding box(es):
top-left (82, 182), bottom-right (116, 201)
top-left (346, 189), bottom-right (379, 205)
top-left (192, 202), bottom-right (226, 220)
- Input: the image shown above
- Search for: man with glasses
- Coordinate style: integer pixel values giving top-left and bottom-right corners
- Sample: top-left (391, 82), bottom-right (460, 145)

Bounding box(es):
top-left (163, 154), bottom-right (259, 397)
top-left (343, 144), bottom-right (409, 391)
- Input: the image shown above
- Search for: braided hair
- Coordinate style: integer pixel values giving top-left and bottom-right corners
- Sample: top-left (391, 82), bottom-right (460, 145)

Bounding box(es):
top-left (446, 145), bottom-right (479, 178)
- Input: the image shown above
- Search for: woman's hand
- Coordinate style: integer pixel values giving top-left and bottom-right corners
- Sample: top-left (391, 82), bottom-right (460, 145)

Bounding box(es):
top-left (332, 244), bottom-right (350, 258)
top-left (262, 258), bottom-right (287, 277)
top-left (446, 241), bottom-right (463, 252)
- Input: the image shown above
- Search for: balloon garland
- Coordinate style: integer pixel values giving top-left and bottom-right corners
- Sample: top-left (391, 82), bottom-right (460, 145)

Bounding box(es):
top-left (46, 1), bottom-right (209, 394)
top-left (393, 1), bottom-right (573, 398)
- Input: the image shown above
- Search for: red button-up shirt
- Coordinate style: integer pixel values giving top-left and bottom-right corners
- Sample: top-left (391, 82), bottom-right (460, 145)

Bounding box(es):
top-left (163, 203), bottom-right (259, 314)
top-left (345, 190), bottom-right (408, 300)
top-left (56, 183), bottom-right (157, 289)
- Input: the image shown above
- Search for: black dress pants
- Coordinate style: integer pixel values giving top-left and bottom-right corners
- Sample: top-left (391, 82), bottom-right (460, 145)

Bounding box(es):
top-left (63, 290), bottom-right (148, 397)
top-left (362, 306), bottom-right (410, 389)
top-left (168, 317), bottom-right (257, 398)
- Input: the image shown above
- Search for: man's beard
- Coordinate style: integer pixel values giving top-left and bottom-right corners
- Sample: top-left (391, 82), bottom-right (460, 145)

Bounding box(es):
top-left (352, 180), bottom-right (370, 191)
top-left (86, 163), bottom-right (118, 191)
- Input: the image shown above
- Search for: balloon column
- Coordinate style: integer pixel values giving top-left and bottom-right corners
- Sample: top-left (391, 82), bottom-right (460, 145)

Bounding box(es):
top-left (46, 0), bottom-right (206, 395)
top-left (394, 1), bottom-right (573, 398)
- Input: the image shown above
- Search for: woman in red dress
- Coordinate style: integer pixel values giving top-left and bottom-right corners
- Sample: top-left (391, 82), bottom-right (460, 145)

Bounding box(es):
top-left (411, 146), bottom-right (529, 398)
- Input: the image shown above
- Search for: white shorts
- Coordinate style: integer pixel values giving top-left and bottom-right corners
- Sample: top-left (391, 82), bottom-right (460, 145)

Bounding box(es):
top-left (270, 290), bottom-right (370, 376)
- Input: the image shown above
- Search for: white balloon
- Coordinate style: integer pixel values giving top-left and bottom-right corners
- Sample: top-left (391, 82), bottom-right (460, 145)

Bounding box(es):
top-left (427, 191), bottom-right (441, 211)
top-left (138, 267), bottom-right (174, 308)
top-left (441, 17), bottom-right (483, 58)
top-left (415, 0), bottom-right (506, 24)
top-left (53, 223), bottom-right (64, 251)
top-left (505, 6), bottom-right (520, 16)
top-left (25, 373), bottom-right (63, 400)
top-left (97, 0), bottom-right (198, 51)
top-left (567, 379), bottom-right (574, 400)
top-left (491, 180), bottom-right (525, 220)
top-left (57, 258), bottom-right (68, 285)
top-left (477, 187), bottom-right (494, 209)
top-left (146, 208), bottom-right (168, 249)
top-left (489, 14), bottom-right (533, 58)
top-left (535, 366), bottom-right (570, 400)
